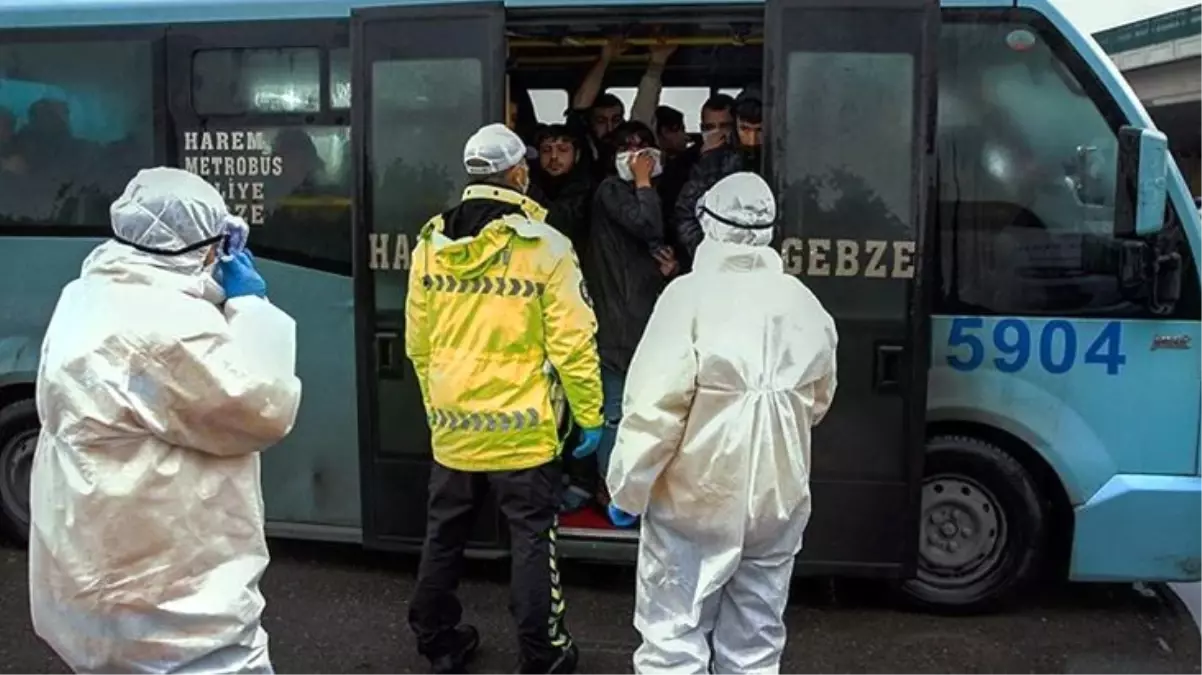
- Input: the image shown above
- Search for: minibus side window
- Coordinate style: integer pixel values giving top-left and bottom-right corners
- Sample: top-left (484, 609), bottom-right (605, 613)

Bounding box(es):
top-left (932, 17), bottom-right (1196, 319)
top-left (0, 39), bottom-right (154, 228)
top-left (366, 56), bottom-right (484, 456)
top-left (186, 47), bottom-right (351, 267)
top-left (780, 50), bottom-right (917, 320)
top-left (369, 57), bottom-right (484, 261)
top-left (193, 48), bottom-right (322, 115)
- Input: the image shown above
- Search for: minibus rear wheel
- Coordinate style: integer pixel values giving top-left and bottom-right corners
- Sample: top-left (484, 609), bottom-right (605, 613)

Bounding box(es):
top-left (0, 398), bottom-right (36, 545)
top-left (898, 435), bottom-right (1046, 614)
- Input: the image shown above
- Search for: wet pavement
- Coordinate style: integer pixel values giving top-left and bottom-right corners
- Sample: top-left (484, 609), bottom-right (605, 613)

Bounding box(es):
top-left (1, 538), bottom-right (1199, 674)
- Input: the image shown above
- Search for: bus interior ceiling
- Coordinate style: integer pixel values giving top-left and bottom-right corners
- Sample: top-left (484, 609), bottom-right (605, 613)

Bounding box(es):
top-left (506, 11), bottom-right (764, 128)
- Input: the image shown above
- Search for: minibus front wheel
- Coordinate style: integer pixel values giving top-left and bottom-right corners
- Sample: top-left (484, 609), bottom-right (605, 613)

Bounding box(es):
top-left (0, 398), bottom-right (36, 545)
top-left (898, 435), bottom-right (1047, 614)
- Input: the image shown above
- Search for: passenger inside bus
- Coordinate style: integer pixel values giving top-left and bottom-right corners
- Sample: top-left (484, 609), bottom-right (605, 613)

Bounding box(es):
top-left (653, 105), bottom-right (690, 158)
top-left (0, 47), bottom-right (152, 228)
top-left (0, 98), bottom-right (103, 224)
top-left (505, 23), bottom-right (766, 528)
top-left (528, 124), bottom-right (592, 254)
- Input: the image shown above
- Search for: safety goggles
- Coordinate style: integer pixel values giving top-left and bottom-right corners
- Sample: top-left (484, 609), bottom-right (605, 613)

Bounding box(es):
top-left (696, 204), bottom-right (774, 230)
top-left (113, 213), bottom-right (249, 258)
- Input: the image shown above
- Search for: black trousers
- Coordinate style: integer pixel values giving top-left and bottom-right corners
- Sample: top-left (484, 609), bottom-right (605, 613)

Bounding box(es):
top-left (408, 460), bottom-right (573, 668)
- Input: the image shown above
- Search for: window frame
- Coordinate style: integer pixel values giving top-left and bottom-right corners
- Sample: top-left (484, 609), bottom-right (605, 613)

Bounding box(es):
top-left (934, 7), bottom-right (1201, 321)
top-left (166, 19), bottom-right (349, 128)
top-left (0, 23), bottom-right (168, 237)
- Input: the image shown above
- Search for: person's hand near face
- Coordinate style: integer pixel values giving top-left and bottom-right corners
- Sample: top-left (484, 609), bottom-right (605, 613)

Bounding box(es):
top-left (700, 109), bottom-right (734, 153)
top-left (629, 150), bottom-right (656, 188)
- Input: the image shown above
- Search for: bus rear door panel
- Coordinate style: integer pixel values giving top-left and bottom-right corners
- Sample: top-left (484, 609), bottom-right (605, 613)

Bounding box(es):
top-left (765, 0), bottom-right (940, 576)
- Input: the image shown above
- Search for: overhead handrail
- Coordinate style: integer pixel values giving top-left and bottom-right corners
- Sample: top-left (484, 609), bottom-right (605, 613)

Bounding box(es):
top-left (511, 55), bottom-right (757, 67)
top-left (508, 36), bottom-right (762, 48)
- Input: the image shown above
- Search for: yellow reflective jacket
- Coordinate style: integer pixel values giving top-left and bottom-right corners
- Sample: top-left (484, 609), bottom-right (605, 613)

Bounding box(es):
top-left (405, 184), bottom-right (604, 472)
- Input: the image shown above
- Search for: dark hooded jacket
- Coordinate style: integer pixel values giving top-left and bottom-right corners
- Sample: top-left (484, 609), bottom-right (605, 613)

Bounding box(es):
top-left (530, 165), bottom-right (594, 256)
top-left (585, 175), bottom-right (665, 374)
top-left (656, 144), bottom-right (701, 257)
top-left (441, 182), bottom-right (528, 240)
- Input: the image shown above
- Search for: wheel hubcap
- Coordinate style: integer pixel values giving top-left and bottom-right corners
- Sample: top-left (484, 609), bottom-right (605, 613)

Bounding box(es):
top-left (916, 474), bottom-right (1006, 589)
top-left (1, 429), bottom-right (36, 524)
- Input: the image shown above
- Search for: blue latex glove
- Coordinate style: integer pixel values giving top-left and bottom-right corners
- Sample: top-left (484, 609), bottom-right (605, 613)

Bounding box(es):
top-left (572, 427), bottom-right (603, 459)
top-left (607, 504), bottom-right (639, 529)
top-left (219, 250), bottom-right (267, 299)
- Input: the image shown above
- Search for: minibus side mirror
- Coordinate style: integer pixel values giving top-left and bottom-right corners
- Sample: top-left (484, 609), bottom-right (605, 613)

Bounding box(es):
top-left (1114, 125), bottom-right (1169, 238)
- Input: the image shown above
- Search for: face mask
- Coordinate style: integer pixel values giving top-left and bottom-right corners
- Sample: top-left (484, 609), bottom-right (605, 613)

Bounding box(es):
top-left (201, 261), bottom-right (227, 305)
top-left (507, 164), bottom-right (531, 194)
top-left (701, 128), bottom-right (731, 150)
top-left (614, 148), bottom-right (664, 182)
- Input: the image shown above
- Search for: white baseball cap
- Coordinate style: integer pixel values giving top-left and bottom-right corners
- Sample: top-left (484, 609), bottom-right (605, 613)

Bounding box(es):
top-left (463, 123), bottom-right (531, 175)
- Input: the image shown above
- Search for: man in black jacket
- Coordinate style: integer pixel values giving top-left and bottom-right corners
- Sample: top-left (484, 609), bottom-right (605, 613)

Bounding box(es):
top-left (652, 105), bottom-right (694, 231)
top-left (584, 121), bottom-right (677, 500)
top-left (673, 89), bottom-right (764, 259)
top-left (530, 124), bottom-right (594, 255)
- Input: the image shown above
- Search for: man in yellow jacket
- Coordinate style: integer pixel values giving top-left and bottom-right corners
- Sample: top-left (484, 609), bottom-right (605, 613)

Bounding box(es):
top-left (405, 123), bottom-right (604, 675)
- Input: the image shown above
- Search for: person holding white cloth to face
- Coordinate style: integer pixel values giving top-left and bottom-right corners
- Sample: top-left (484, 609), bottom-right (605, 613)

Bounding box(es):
top-left (606, 172), bottom-right (838, 674)
top-left (28, 167), bottom-right (302, 674)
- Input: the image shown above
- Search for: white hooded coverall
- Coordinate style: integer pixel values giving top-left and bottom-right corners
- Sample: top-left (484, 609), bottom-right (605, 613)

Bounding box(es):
top-left (28, 167), bottom-right (302, 674)
top-left (606, 173), bottom-right (838, 674)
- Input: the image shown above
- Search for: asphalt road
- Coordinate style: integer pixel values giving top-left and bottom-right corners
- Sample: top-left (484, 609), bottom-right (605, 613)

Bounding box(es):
top-left (2, 539), bottom-right (1199, 674)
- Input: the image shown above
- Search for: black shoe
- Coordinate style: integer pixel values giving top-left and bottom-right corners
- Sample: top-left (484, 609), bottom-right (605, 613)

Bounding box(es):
top-left (430, 625), bottom-right (481, 674)
top-left (517, 643), bottom-right (578, 674)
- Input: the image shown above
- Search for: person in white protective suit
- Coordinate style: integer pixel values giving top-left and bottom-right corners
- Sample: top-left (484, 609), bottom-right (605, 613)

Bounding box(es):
top-left (28, 167), bottom-right (303, 674)
top-left (605, 172), bottom-right (838, 674)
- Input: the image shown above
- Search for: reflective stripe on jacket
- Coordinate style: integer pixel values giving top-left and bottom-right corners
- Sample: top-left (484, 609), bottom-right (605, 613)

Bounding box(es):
top-left (406, 184), bottom-right (604, 472)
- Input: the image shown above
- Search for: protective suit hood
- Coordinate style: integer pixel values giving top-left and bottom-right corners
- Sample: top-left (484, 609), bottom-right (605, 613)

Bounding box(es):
top-left (109, 166), bottom-right (248, 268)
top-left (697, 172), bottom-right (776, 247)
top-left (423, 184), bottom-right (550, 280)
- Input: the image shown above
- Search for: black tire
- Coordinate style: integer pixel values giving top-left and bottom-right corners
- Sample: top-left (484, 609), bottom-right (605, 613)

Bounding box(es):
top-left (0, 399), bottom-right (37, 545)
top-left (898, 435), bottom-right (1046, 614)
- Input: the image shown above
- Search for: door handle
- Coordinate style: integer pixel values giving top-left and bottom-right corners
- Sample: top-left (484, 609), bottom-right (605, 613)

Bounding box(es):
top-left (375, 331), bottom-right (405, 380)
top-left (874, 343), bottom-right (904, 392)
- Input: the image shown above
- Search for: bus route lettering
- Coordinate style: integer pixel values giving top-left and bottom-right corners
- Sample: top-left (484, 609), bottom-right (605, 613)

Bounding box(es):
top-left (180, 130), bottom-right (285, 226)
top-left (779, 237), bottom-right (916, 279)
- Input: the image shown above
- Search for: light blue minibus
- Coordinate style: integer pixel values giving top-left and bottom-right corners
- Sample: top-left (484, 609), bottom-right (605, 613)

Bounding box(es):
top-left (0, 0), bottom-right (1197, 613)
